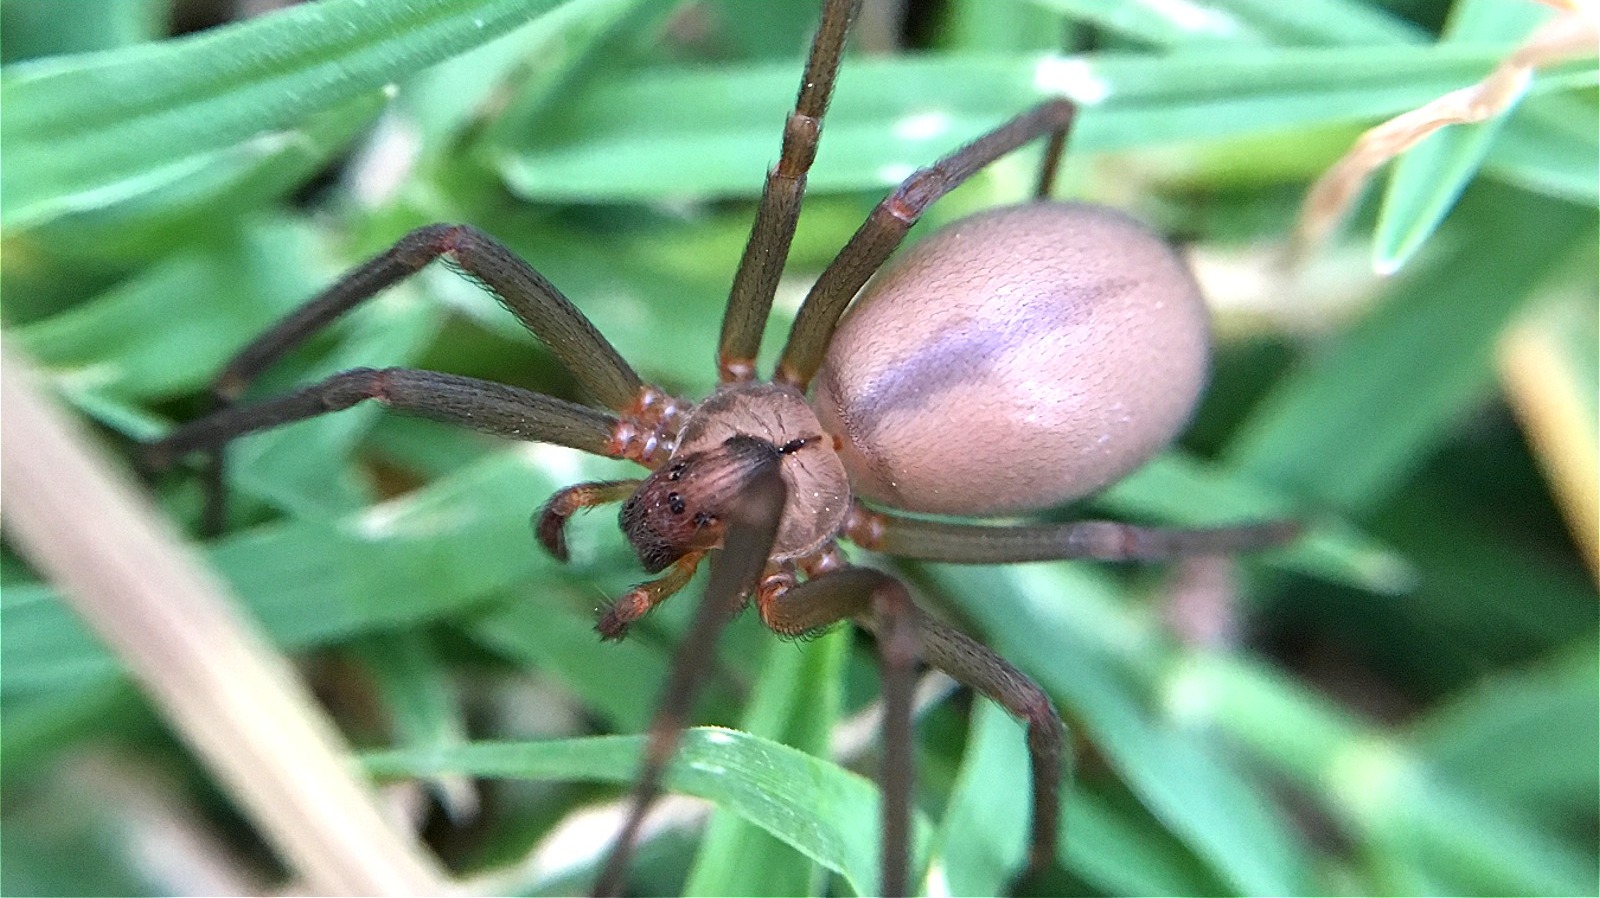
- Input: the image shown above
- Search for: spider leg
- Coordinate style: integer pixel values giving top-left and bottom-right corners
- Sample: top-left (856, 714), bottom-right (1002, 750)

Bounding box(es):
top-left (847, 504), bottom-right (1301, 562)
top-left (756, 567), bottom-right (920, 897)
top-left (184, 224), bottom-right (660, 533)
top-left (595, 550), bottom-right (706, 642)
top-left (591, 460), bottom-right (787, 897)
top-left (774, 98), bottom-right (1078, 390)
top-left (213, 224), bottom-right (643, 410)
top-left (718, 0), bottom-right (861, 383)
top-left (535, 480), bottom-right (644, 562)
top-left (142, 368), bottom-right (621, 470)
top-left (759, 566), bottom-right (1067, 891)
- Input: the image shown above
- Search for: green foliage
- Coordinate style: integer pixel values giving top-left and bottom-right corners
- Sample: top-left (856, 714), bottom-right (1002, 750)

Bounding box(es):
top-left (2, 0), bottom-right (1595, 895)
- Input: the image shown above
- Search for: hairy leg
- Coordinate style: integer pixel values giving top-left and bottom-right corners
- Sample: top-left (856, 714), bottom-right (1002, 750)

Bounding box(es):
top-left (847, 504), bottom-right (1300, 562)
top-left (144, 367), bottom-right (622, 470)
top-left (775, 99), bottom-right (1078, 390)
top-left (591, 463), bottom-right (788, 896)
top-left (759, 566), bottom-right (1067, 890)
top-left (756, 567), bottom-right (920, 896)
top-left (179, 224), bottom-right (668, 531)
top-left (213, 225), bottom-right (643, 410)
top-left (718, 0), bottom-right (862, 382)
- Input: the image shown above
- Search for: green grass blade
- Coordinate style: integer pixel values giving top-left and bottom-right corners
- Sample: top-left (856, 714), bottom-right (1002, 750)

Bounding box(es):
top-left (1, 0), bottom-right (166, 62)
top-left (228, 279), bottom-right (445, 518)
top-left (14, 218), bottom-right (338, 401)
top-left (465, 591), bottom-right (679, 737)
top-left (21, 93), bottom-right (385, 260)
top-left (684, 632), bottom-right (850, 897)
top-left (1022, 0), bottom-right (1264, 46)
top-left (1485, 89), bottom-right (1600, 202)
top-left (352, 631), bottom-right (476, 822)
top-left (1408, 639), bottom-right (1598, 824)
top-left (1205, 0), bottom-right (1423, 45)
top-left (493, 43), bottom-right (1516, 201)
top-left (1099, 452), bottom-right (1416, 595)
top-left (1031, 0), bottom-right (1422, 48)
top-left (932, 701), bottom-right (1030, 896)
top-left (1226, 188), bottom-right (1596, 512)
top-left (363, 727), bottom-right (932, 897)
top-left (937, 0), bottom-right (1069, 53)
top-left (1035, 0), bottom-right (1421, 48)
top-left (1374, 117), bottom-right (1518, 274)
top-left (928, 564), bottom-right (1317, 894)
top-left (1184, 652), bottom-right (1597, 895)
top-left (1372, 0), bottom-right (1550, 273)
top-left (0, 0), bottom-right (569, 230)
top-left (1, 446), bottom-right (631, 698)
top-left (1060, 788), bottom-right (1229, 895)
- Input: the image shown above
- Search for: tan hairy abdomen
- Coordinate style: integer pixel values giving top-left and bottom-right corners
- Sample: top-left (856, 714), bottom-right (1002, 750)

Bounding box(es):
top-left (812, 202), bottom-right (1209, 516)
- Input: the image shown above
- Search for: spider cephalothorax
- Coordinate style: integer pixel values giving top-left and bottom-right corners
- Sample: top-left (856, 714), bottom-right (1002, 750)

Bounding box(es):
top-left (144, 0), bottom-right (1297, 893)
top-left (618, 383), bottom-right (850, 568)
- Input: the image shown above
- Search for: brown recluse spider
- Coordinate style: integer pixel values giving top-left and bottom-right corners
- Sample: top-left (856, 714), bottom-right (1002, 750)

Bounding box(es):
top-left (142, 1), bottom-right (1299, 894)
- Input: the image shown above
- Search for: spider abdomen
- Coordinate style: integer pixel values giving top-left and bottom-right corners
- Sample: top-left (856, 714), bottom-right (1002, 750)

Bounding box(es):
top-left (812, 202), bottom-right (1210, 516)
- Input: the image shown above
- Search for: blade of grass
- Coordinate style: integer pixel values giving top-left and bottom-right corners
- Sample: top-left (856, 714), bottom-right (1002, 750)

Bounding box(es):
top-left (1486, 90), bottom-right (1600, 202)
top-left (352, 631), bottom-right (478, 823)
top-left (1177, 650), bottom-right (1597, 895)
top-left (1227, 187), bottom-right (1595, 512)
top-left (364, 727), bottom-right (933, 897)
top-left (1098, 452), bottom-right (1416, 595)
top-left (1026, 0), bottom-right (1422, 47)
top-left (1021, 0), bottom-right (1262, 46)
top-left (931, 701), bottom-right (1030, 896)
top-left (926, 563), bottom-right (1317, 895)
top-left (2, 445), bottom-right (638, 698)
top-left (493, 43), bottom-right (1520, 201)
top-left (0, 345), bottom-right (451, 895)
top-left (22, 93), bottom-right (386, 261)
top-left (14, 218), bottom-right (340, 402)
top-left (1373, 0), bottom-right (1551, 273)
top-left (1407, 639), bottom-right (1598, 822)
top-left (684, 631), bottom-right (850, 897)
top-left (1204, 0), bottom-right (1423, 45)
top-left (1, 0), bottom-right (571, 230)
top-left (1, 0), bottom-right (165, 62)
top-left (464, 592), bottom-right (676, 736)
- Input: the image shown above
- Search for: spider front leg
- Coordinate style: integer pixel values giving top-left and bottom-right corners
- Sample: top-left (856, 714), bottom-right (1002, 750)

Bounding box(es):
top-left (717, 0), bottom-right (860, 382)
top-left (592, 459), bottom-right (788, 897)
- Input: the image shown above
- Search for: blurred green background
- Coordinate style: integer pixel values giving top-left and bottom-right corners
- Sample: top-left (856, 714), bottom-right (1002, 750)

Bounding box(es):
top-left (2, 0), bottom-right (1595, 895)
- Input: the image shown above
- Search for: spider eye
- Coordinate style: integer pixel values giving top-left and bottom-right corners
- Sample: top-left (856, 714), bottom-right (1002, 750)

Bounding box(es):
top-left (667, 492), bottom-right (686, 514)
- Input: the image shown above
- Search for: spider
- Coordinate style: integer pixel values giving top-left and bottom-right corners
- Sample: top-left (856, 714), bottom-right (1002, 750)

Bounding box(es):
top-left (143, 0), bottom-right (1296, 893)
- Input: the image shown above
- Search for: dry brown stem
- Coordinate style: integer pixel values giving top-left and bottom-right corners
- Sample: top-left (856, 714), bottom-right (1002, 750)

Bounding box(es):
top-left (1, 343), bottom-right (453, 896)
top-left (1290, 8), bottom-right (1599, 266)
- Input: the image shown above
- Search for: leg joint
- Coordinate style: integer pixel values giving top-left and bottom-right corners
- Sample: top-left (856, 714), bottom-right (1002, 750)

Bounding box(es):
top-left (776, 113), bottom-right (821, 177)
top-left (885, 169), bottom-right (943, 223)
top-left (395, 223), bottom-right (470, 268)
